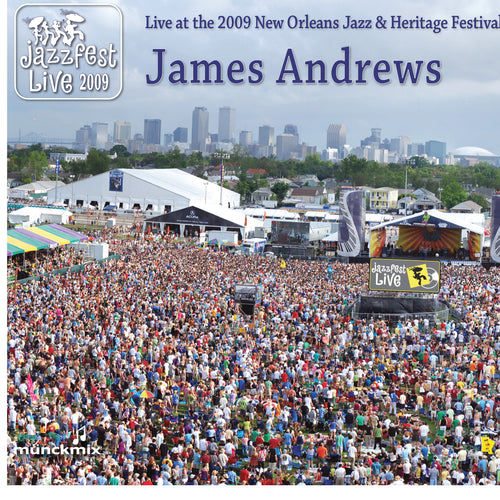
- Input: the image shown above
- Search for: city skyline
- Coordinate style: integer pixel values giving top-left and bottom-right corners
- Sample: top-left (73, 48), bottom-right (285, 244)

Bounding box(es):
top-left (8, 108), bottom-right (499, 158)
top-left (7, 0), bottom-right (500, 155)
top-left (15, 109), bottom-right (496, 165)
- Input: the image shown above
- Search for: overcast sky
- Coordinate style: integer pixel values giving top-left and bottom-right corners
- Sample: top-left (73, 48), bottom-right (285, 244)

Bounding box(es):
top-left (7, 0), bottom-right (500, 154)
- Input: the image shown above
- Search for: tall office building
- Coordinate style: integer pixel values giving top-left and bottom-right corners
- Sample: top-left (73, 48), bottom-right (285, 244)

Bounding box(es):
top-left (425, 140), bottom-right (447, 164)
top-left (258, 125), bottom-right (275, 158)
top-left (390, 136), bottom-right (411, 156)
top-left (144, 119), bottom-right (161, 145)
top-left (239, 131), bottom-right (253, 147)
top-left (408, 143), bottom-right (425, 156)
top-left (370, 128), bottom-right (382, 143)
top-left (164, 134), bottom-right (173, 146)
top-left (327, 124), bottom-right (346, 150)
top-left (191, 107), bottom-right (209, 152)
top-left (128, 133), bottom-right (143, 153)
top-left (284, 124), bottom-right (299, 138)
top-left (361, 128), bottom-right (382, 148)
top-left (218, 106), bottom-right (235, 143)
top-left (173, 127), bottom-right (188, 143)
top-left (259, 125), bottom-right (274, 146)
top-left (113, 121), bottom-right (131, 144)
top-left (276, 133), bottom-right (299, 160)
top-left (91, 122), bottom-right (108, 149)
top-left (74, 125), bottom-right (92, 152)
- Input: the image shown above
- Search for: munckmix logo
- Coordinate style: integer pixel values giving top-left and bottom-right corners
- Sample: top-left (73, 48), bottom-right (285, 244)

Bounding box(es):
top-left (14, 3), bottom-right (123, 100)
top-left (14, 425), bottom-right (102, 457)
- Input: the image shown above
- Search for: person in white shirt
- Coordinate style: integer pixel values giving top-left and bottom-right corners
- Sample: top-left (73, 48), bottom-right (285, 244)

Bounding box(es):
top-left (419, 423), bottom-right (429, 443)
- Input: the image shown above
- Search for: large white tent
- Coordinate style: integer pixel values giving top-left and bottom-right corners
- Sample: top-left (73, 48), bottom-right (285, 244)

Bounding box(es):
top-left (9, 180), bottom-right (65, 199)
top-left (8, 207), bottom-right (72, 226)
top-left (46, 168), bottom-right (240, 212)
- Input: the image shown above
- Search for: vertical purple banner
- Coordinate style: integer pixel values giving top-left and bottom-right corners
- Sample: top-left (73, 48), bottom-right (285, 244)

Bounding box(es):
top-left (338, 188), bottom-right (364, 257)
top-left (490, 193), bottom-right (500, 263)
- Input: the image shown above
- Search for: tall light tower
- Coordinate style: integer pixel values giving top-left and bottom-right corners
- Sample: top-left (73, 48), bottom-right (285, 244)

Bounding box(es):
top-left (55, 158), bottom-right (60, 203)
top-left (404, 157), bottom-right (415, 216)
top-left (213, 152), bottom-right (230, 206)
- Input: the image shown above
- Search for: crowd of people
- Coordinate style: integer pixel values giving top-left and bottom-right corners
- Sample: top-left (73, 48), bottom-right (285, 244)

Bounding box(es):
top-left (6, 233), bottom-right (500, 485)
top-left (8, 245), bottom-right (88, 281)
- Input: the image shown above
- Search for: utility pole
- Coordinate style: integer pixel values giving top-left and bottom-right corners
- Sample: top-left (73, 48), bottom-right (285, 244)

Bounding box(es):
top-left (405, 162), bottom-right (408, 217)
top-left (55, 158), bottom-right (60, 203)
top-left (214, 152), bottom-right (230, 206)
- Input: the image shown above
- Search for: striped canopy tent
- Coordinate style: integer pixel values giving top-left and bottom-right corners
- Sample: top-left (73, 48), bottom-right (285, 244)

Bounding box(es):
top-left (7, 224), bottom-right (88, 257)
top-left (7, 231), bottom-right (47, 257)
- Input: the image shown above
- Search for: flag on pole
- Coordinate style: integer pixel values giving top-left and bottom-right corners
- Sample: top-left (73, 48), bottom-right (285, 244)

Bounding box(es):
top-left (244, 215), bottom-right (247, 226)
top-left (263, 211), bottom-right (266, 221)
top-left (481, 436), bottom-right (495, 454)
top-left (220, 162), bottom-right (225, 185)
top-left (27, 374), bottom-right (38, 403)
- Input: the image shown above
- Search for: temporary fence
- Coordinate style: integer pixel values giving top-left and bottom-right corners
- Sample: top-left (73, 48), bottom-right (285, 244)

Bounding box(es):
top-left (8, 254), bottom-right (121, 286)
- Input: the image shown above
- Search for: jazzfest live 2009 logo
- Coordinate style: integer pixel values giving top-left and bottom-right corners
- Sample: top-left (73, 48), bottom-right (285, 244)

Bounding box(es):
top-left (14, 3), bottom-right (122, 100)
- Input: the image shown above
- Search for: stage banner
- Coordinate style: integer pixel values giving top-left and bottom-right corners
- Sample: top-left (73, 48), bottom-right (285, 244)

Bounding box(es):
top-left (397, 225), bottom-right (461, 254)
top-left (468, 232), bottom-right (482, 261)
top-left (338, 189), bottom-right (364, 257)
top-left (370, 228), bottom-right (386, 257)
top-left (490, 194), bottom-right (500, 263)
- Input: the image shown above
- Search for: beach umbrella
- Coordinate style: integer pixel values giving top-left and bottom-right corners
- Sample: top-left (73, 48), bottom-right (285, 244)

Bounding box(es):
top-left (140, 390), bottom-right (154, 399)
top-left (66, 13), bottom-right (85, 23)
top-left (263, 400), bottom-right (278, 410)
top-left (29, 17), bottom-right (44, 28)
top-left (47, 422), bottom-right (60, 432)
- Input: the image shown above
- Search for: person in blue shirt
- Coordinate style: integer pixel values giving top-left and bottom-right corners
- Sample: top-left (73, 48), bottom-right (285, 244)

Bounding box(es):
top-left (372, 459), bottom-right (382, 476)
top-left (226, 469), bottom-right (237, 484)
top-left (477, 457), bottom-right (488, 474)
top-left (429, 464), bottom-right (439, 485)
top-left (385, 468), bottom-right (394, 484)
top-left (96, 474), bottom-right (108, 485)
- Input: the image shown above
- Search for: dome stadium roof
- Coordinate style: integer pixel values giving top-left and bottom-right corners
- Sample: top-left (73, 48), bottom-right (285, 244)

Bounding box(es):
top-left (454, 146), bottom-right (497, 157)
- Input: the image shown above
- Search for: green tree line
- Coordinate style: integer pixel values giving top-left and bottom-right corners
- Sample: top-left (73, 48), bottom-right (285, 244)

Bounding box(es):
top-left (8, 145), bottom-right (498, 210)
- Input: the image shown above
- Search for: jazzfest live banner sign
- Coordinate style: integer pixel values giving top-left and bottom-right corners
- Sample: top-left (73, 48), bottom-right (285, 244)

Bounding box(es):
top-left (369, 258), bottom-right (441, 293)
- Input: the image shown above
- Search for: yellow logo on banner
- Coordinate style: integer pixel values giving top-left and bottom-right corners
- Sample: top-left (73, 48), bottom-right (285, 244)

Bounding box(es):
top-left (407, 264), bottom-right (429, 288)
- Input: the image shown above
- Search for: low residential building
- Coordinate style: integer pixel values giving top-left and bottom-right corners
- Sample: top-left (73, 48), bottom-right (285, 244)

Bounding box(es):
top-left (368, 187), bottom-right (399, 212)
top-left (251, 187), bottom-right (273, 204)
top-left (290, 186), bottom-right (328, 205)
top-left (450, 200), bottom-right (483, 214)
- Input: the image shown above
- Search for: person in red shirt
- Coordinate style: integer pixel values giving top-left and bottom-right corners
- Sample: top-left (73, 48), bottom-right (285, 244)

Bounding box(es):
top-left (255, 433), bottom-right (264, 447)
top-left (269, 435), bottom-right (281, 449)
top-left (240, 467), bottom-right (250, 484)
top-left (201, 452), bottom-right (211, 466)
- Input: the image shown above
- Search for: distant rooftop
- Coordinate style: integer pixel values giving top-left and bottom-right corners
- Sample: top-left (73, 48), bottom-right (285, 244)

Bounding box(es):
top-left (454, 146), bottom-right (497, 157)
